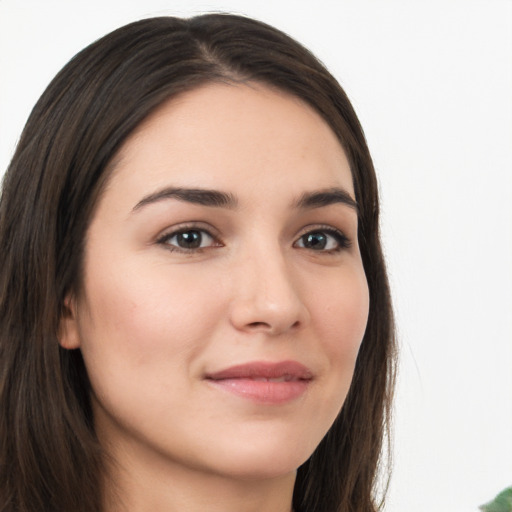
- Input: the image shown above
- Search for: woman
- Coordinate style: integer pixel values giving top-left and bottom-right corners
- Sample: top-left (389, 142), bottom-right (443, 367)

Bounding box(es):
top-left (0, 14), bottom-right (395, 512)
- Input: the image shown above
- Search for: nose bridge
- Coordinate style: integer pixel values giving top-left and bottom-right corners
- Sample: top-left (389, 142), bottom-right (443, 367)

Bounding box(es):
top-left (229, 237), bottom-right (308, 334)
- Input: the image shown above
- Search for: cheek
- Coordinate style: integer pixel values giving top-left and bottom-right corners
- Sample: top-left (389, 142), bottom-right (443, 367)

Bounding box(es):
top-left (314, 268), bottom-right (369, 372)
top-left (76, 259), bottom-right (226, 379)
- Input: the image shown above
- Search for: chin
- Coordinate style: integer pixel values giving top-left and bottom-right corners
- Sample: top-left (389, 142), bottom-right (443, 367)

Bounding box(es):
top-left (200, 433), bottom-right (318, 481)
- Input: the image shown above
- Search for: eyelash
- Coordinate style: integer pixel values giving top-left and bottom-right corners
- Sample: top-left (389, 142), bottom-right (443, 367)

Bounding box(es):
top-left (156, 224), bottom-right (221, 254)
top-left (156, 224), bottom-right (351, 254)
top-left (294, 226), bottom-right (352, 253)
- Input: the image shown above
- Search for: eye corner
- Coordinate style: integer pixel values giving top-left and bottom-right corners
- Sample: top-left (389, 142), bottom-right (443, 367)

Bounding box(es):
top-left (294, 226), bottom-right (352, 254)
top-left (156, 224), bottom-right (223, 254)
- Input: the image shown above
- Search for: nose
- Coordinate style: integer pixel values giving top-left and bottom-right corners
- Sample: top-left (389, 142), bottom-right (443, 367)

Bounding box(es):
top-left (228, 247), bottom-right (310, 336)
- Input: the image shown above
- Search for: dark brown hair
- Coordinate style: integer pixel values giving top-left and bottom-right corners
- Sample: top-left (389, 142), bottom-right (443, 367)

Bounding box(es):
top-left (0, 14), bottom-right (395, 512)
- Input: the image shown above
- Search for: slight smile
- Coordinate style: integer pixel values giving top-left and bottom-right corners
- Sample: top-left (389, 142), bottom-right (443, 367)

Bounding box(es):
top-left (205, 361), bottom-right (313, 404)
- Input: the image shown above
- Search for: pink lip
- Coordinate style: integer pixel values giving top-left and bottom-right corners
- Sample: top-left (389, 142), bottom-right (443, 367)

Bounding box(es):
top-left (205, 361), bottom-right (313, 404)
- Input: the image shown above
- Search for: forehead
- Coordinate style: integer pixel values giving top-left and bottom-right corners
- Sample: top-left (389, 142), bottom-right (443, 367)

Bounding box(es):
top-left (107, 82), bottom-right (354, 203)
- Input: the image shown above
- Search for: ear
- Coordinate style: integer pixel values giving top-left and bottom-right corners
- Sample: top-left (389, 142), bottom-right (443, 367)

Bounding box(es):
top-left (58, 294), bottom-right (81, 349)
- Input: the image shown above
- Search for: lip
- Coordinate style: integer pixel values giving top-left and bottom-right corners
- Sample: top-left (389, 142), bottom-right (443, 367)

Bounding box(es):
top-left (204, 361), bottom-right (313, 404)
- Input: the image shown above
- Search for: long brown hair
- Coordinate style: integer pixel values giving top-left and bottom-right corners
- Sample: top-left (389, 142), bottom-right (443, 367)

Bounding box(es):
top-left (0, 14), bottom-right (396, 512)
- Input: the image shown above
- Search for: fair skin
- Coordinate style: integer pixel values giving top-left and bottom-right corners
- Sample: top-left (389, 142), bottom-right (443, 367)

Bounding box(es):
top-left (59, 83), bottom-right (369, 512)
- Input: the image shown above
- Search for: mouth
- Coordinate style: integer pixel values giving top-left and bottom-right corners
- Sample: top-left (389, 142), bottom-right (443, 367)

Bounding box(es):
top-left (204, 361), bottom-right (313, 404)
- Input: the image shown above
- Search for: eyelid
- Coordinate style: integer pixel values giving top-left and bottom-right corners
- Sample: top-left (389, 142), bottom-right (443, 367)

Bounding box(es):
top-left (154, 222), bottom-right (351, 255)
top-left (294, 224), bottom-right (352, 252)
top-left (155, 222), bottom-right (223, 252)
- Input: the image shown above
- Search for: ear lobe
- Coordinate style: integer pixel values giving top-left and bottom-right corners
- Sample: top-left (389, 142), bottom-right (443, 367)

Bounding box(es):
top-left (58, 295), bottom-right (81, 349)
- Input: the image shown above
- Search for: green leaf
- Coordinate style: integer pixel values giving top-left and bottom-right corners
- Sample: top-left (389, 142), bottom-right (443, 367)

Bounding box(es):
top-left (479, 486), bottom-right (512, 512)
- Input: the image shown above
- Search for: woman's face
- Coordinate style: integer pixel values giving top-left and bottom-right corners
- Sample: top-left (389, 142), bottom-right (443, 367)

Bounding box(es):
top-left (60, 83), bottom-right (369, 481)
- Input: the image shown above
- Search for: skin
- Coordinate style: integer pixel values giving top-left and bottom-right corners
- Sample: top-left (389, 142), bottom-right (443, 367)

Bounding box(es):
top-left (59, 83), bottom-right (369, 512)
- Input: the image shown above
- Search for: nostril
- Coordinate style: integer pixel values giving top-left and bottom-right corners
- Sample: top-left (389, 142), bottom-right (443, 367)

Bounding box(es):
top-left (248, 321), bottom-right (271, 329)
top-left (246, 320), bottom-right (301, 332)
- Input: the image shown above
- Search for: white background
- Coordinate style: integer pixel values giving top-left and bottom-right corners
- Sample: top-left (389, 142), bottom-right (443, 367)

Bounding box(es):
top-left (1, 1), bottom-right (511, 511)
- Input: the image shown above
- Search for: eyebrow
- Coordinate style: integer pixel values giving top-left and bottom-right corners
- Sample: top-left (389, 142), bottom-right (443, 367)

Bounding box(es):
top-left (132, 187), bottom-right (238, 212)
top-left (294, 187), bottom-right (358, 213)
top-left (132, 185), bottom-right (357, 214)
